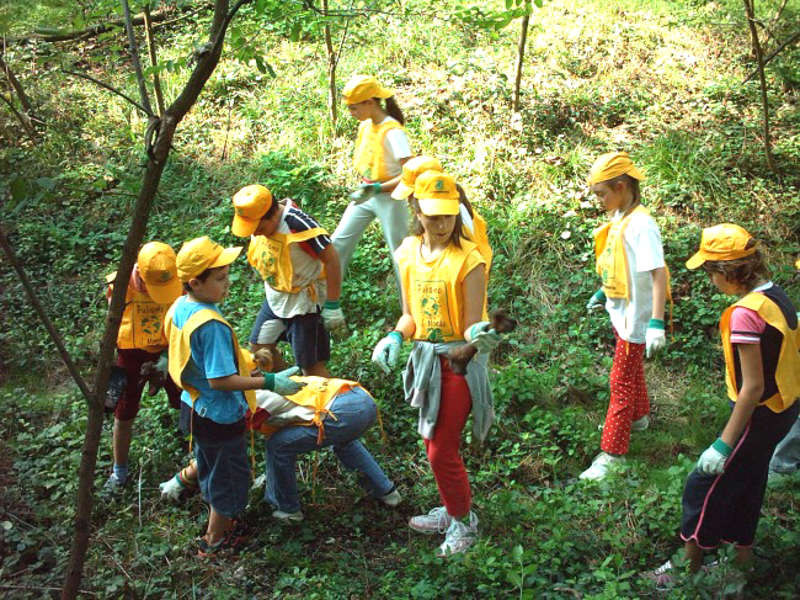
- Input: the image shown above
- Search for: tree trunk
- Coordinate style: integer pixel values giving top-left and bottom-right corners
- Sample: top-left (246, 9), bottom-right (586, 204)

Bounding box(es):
top-left (323, 0), bottom-right (337, 125)
top-left (60, 1), bottom-right (250, 596)
top-left (513, 12), bottom-right (530, 112)
top-left (0, 53), bottom-right (37, 121)
top-left (743, 0), bottom-right (776, 172)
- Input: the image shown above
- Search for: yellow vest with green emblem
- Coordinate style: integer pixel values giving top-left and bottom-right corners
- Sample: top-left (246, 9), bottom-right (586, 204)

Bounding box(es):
top-left (247, 229), bottom-right (327, 298)
top-left (396, 236), bottom-right (487, 343)
top-left (107, 271), bottom-right (169, 353)
top-left (353, 119), bottom-right (404, 182)
top-left (593, 205), bottom-right (673, 303)
top-left (719, 293), bottom-right (800, 413)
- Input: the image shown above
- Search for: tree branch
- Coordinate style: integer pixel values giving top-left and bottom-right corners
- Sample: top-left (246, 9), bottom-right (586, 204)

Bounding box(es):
top-left (0, 227), bottom-right (92, 402)
top-left (743, 29), bottom-right (800, 83)
top-left (5, 3), bottom-right (211, 46)
top-left (120, 0), bottom-right (154, 117)
top-left (61, 69), bottom-right (152, 116)
top-left (743, 0), bottom-right (776, 172)
top-left (143, 4), bottom-right (166, 116)
top-left (0, 93), bottom-right (36, 141)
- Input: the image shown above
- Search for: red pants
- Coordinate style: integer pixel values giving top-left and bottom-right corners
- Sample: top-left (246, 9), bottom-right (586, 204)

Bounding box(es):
top-left (116, 348), bottom-right (181, 421)
top-left (423, 357), bottom-right (472, 518)
top-left (600, 329), bottom-right (649, 455)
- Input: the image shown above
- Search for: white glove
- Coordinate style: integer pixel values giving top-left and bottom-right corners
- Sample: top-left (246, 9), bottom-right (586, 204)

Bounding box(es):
top-left (465, 321), bottom-right (500, 354)
top-left (321, 301), bottom-right (347, 332)
top-left (586, 289), bottom-right (606, 312)
top-left (349, 182), bottom-right (381, 204)
top-left (371, 331), bottom-right (403, 374)
top-left (696, 438), bottom-right (732, 475)
top-left (159, 474), bottom-right (184, 501)
top-left (645, 319), bottom-right (666, 358)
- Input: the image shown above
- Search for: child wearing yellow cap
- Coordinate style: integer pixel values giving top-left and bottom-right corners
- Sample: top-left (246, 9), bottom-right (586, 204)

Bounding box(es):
top-left (371, 171), bottom-right (499, 557)
top-left (164, 236), bottom-right (304, 556)
top-left (579, 152), bottom-right (669, 481)
top-left (102, 241), bottom-right (184, 494)
top-left (332, 74), bottom-right (413, 278)
top-left (161, 347), bottom-right (401, 521)
top-left (231, 184), bottom-right (343, 378)
top-left (650, 225), bottom-right (799, 584)
top-left (392, 155), bottom-right (493, 276)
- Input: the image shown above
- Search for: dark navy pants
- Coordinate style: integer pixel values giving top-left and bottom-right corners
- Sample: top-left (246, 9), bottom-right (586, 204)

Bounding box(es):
top-left (681, 401), bottom-right (799, 548)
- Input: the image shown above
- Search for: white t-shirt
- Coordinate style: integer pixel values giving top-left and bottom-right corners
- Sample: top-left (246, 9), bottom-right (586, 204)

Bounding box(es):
top-left (604, 209), bottom-right (665, 343)
top-left (377, 116), bottom-right (411, 178)
top-left (263, 201), bottom-right (327, 319)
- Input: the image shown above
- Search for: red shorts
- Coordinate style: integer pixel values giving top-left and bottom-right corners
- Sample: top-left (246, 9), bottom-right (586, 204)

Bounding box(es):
top-left (115, 348), bottom-right (181, 421)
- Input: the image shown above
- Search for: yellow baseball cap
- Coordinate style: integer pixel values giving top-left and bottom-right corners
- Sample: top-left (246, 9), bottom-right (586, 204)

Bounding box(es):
top-left (414, 171), bottom-right (459, 216)
top-left (342, 74), bottom-right (393, 105)
top-left (686, 224), bottom-right (756, 270)
top-left (587, 151), bottom-right (645, 185)
top-left (391, 155), bottom-right (444, 200)
top-left (137, 241), bottom-right (183, 304)
top-left (231, 184), bottom-right (273, 237)
top-left (176, 236), bottom-right (242, 282)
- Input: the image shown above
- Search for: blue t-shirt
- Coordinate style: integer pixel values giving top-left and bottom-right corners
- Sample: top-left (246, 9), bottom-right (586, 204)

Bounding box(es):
top-left (171, 296), bottom-right (247, 424)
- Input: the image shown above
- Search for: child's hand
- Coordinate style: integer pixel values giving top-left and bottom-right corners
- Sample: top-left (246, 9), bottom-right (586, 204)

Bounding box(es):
top-left (371, 332), bottom-right (403, 374)
top-left (696, 438), bottom-right (732, 475)
top-left (321, 300), bottom-right (347, 333)
top-left (271, 366), bottom-right (306, 396)
top-left (586, 289), bottom-right (607, 312)
top-left (349, 182), bottom-right (381, 204)
top-left (645, 319), bottom-right (666, 358)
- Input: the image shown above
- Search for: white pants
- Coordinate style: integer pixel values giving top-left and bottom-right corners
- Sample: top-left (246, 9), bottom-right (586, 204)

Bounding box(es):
top-left (331, 192), bottom-right (409, 279)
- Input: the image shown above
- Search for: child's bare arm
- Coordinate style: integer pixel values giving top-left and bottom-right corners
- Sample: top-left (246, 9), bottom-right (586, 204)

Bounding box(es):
top-left (319, 244), bottom-right (341, 301)
top-left (719, 343), bottom-right (765, 447)
top-left (208, 373), bottom-right (267, 391)
top-left (650, 266), bottom-right (666, 321)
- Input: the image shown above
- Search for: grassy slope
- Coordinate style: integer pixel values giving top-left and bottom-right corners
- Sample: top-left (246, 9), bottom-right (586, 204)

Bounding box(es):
top-left (1, 0), bottom-right (799, 597)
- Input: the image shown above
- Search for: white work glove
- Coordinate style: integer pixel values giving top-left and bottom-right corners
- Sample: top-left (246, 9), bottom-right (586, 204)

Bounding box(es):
top-left (321, 300), bottom-right (347, 332)
top-left (349, 182), bottom-right (381, 204)
top-left (371, 331), bottom-right (403, 374)
top-left (645, 318), bottom-right (666, 358)
top-left (696, 438), bottom-right (732, 475)
top-left (586, 289), bottom-right (607, 312)
top-left (159, 474), bottom-right (184, 501)
top-left (465, 321), bottom-right (501, 354)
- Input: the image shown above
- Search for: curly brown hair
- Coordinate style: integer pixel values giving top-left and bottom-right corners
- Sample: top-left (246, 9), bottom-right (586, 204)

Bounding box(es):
top-left (701, 239), bottom-right (769, 289)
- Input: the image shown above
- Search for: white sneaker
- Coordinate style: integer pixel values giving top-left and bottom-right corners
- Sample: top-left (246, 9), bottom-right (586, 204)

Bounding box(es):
top-left (579, 452), bottom-right (624, 481)
top-left (159, 474), bottom-right (183, 501)
top-left (378, 487), bottom-right (402, 507)
top-left (409, 506), bottom-right (451, 534)
top-left (598, 415), bottom-right (650, 432)
top-left (272, 509), bottom-right (304, 522)
top-left (437, 512), bottom-right (478, 557)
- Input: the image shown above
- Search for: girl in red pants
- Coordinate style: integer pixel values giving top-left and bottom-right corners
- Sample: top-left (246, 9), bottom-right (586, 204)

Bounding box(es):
top-left (580, 152), bottom-right (668, 481)
top-left (371, 170), bottom-right (498, 556)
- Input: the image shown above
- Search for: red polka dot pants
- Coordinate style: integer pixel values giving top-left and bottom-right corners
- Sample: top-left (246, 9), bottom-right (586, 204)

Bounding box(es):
top-left (600, 328), bottom-right (649, 455)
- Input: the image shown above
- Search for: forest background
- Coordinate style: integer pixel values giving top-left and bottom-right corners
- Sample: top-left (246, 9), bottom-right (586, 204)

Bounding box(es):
top-left (0, 0), bottom-right (798, 597)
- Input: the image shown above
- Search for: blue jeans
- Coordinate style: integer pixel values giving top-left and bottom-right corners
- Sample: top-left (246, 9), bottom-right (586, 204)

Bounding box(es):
top-left (264, 387), bottom-right (393, 512)
top-left (195, 433), bottom-right (250, 519)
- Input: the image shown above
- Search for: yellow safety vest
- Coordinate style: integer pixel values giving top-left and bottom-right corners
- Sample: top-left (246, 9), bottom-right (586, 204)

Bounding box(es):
top-left (106, 271), bottom-right (169, 353)
top-left (396, 236), bottom-right (487, 343)
top-left (254, 376), bottom-right (362, 444)
top-left (720, 293), bottom-right (800, 413)
top-left (593, 205), bottom-right (673, 309)
top-left (163, 304), bottom-right (257, 413)
top-left (247, 228), bottom-right (327, 299)
top-left (353, 119), bottom-right (404, 182)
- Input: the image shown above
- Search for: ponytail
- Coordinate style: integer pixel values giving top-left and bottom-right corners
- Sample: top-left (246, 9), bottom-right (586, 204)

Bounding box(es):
top-left (383, 96), bottom-right (405, 125)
